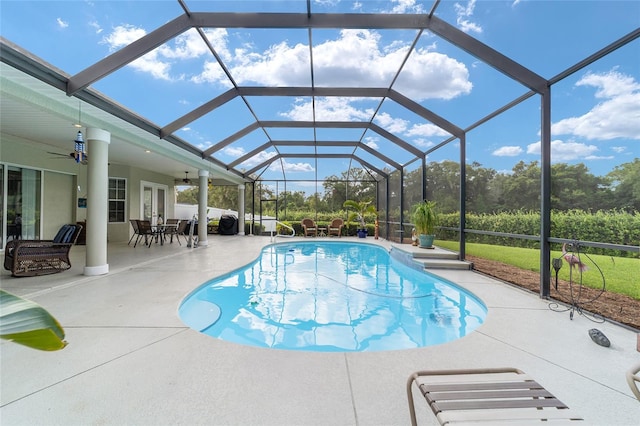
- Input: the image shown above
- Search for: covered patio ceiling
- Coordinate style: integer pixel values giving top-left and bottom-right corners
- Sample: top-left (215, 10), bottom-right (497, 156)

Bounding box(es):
top-left (1, 1), bottom-right (638, 186)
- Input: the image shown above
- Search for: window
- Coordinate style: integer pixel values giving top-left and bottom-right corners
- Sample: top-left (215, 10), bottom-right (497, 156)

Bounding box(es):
top-left (108, 178), bottom-right (126, 223)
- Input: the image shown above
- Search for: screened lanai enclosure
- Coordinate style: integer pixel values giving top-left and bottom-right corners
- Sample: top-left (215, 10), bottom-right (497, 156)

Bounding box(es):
top-left (1, 1), bottom-right (638, 297)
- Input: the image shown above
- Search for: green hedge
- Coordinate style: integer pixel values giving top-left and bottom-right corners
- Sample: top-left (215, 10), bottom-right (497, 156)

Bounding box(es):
top-left (438, 210), bottom-right (639, 257)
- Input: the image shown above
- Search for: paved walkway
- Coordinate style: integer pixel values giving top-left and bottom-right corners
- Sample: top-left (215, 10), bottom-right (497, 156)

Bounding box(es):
top-left (1, 235), bottom-right (639, 425)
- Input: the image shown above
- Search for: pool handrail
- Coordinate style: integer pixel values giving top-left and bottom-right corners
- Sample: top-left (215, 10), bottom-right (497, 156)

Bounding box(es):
top-left (271, 221), bottom-right (295, 241)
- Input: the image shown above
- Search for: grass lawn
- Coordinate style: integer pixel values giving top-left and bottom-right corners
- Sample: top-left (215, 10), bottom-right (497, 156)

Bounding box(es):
top-left (435, 240), bottom-right (639, 300)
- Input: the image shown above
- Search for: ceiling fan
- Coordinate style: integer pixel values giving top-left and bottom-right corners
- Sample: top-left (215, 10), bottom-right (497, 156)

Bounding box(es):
top-left (48, 151), bottom-right (89, 165)
top-left (175, 171), bottom-right (193, 185)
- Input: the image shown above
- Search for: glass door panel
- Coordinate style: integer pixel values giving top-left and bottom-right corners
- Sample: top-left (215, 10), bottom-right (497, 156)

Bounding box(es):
top-left (141, 182), bottom-right (168, 225)
top-left (5, 166), bottom-right (41, 241)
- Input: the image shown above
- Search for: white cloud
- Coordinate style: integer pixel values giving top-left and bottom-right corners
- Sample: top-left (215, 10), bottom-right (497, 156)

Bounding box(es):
top-left (406, 122), bottom-right (450, 138)
top-left (192, 61), bottom-right (231, 87)
top-left (552, 70), bottom-right (640, 140)
top-left (282, 97), bottom-right (374, 121)
top-left (158, 29), bottom-right (210, 60)
top-left (270, 159), bottom-right (314, 173)
top-left (102, 25), bottom-right (173, 80)
top-left (374, 112), bottom-right (409, 134)
top-left (89, 20), bottom-right (103, 34)
top-left (194, 29), bottom-right (471, 101)
top-left (56, 18), bottom-right (69, 29)
top-left (281, 98), bottom-right (451, 146)
top-left (394, 47), bottom-right (472, 100)
top-left (227, 39), bottom-right (311, 86)
top-left (313, 0), bottom-right (341, 6)
top-left (107, 23), bottom-right (472, 103)
top-left (385, 0), bottom-right (426, 14)
top-left (413, 138), bottom-right (434, 149)
top-left (493, 146), bottom-right (524, 157)
top-left (240, 150), bottom-right (277, 167)
top-left (102, 25), bottom-right (146, 48)
top-left (102, 26), bottom-right (230, 82)
top-left (363, 137), bottom-right (379, 150)
top-left (222, 146), bottom-right (245, 157)
top-left (612, 146), bottom-right (626, 153)
top-left (527, 139), bottom-right (601, 162)
top-left (454, 0), bottom-right (482, 34)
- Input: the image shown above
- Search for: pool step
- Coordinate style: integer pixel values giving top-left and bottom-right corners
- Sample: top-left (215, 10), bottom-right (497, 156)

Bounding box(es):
top-left (390, 244), bottom-right (473, 270)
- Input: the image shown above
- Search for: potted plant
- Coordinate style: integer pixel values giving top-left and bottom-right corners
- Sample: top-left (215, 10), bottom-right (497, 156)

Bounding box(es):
top-left (343, 199), bottom-right (377, 238)
top-left (411, 200), bottom-right (438, 248)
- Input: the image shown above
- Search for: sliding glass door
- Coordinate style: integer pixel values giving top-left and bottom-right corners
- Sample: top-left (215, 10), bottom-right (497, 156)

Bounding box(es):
top-left (1, 165), bottom-right (42, 248)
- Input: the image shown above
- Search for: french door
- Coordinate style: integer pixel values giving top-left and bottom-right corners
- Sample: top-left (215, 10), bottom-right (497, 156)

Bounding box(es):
top-left (140, 181), bottom-right (168, 226)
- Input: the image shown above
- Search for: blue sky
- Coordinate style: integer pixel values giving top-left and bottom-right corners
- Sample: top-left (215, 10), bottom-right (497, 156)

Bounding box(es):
top-left (1, 0), bottom-right (638, 193)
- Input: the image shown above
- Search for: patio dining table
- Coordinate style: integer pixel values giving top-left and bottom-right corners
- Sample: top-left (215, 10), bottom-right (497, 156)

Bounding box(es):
top-left (152, 223), bottom-right (178, 245)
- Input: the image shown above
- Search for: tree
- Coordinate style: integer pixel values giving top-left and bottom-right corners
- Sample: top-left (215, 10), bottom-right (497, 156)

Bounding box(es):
top-left (466, 161), bottom-right (497, 214)
top-left (551, 163), bottom-right (610, 211)
top-left (176, 186), bottom-right (198, 204)
top-left (209, 185), bottom-right (239, 209)
top-left (426, 160), bottom-right (460, 213)
top-left (278, 191), bottom-right (306, 213)
top-left (500, 161), bottom-right (541, 211)
top-left (403, 167), bottom-right (424, 214)
top-left (177, 184), bottom-right (239, 210)
top-left (607, 158), bottom-right (640, 211)
top-left (322, 168), bottom-right (377, 211)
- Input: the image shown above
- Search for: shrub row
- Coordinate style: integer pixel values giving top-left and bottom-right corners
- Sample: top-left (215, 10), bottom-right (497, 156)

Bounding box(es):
top-left (437, 210), bottom-right (639, 257)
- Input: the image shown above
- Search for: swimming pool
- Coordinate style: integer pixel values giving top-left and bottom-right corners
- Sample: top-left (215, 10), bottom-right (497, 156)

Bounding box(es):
top-left (179, 241), bottom-right (486, 352)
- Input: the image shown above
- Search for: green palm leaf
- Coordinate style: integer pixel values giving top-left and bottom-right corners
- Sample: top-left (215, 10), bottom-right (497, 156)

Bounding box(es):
top-left (0, 290), bottom-right (67, 351)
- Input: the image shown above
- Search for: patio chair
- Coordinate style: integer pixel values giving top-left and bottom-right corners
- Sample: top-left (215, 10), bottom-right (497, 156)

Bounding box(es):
top-left (627, 362), bottom-right (640, 401)
top-left (128, 219), bottom-right (141, 245)
top-left (328, 218), bottom-right (344, 237)
top-left (407, 367), bottom-right (583, 425)
top-left (3, 223), bottom-right (82, 277)
top-left (166, 219), bottom-right (188, 245)
top-left (134, 220), bottom-right (157, 248)
top-left (301, 218), bottom-right (317, 237)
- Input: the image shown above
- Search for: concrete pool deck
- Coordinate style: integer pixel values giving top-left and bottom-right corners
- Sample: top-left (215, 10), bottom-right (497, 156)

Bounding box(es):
top-left (1, 236), bottom-right (639, 425)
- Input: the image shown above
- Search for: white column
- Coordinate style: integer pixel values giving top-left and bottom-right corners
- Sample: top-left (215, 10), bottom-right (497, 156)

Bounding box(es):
top-left (237, 184), bottom-right (246, 235)
top-left (197, 169), bottom-right (209, 247)
top-left (84, 127), bottom-right (110, 276)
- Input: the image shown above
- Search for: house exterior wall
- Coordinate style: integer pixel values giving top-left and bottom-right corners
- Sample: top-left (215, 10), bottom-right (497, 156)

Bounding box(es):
top-left (43, 171), bottom-right (74, 238)
top-left (1, 132), bottom-right (178, 245)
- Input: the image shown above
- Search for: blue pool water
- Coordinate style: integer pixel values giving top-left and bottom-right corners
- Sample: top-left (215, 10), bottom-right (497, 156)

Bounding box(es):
top-left (179, 242), bottom-right (486, 352)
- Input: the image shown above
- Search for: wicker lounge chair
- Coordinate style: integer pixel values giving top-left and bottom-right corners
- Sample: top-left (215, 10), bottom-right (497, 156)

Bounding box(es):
top-left (4, 224), bottom-right (82, 277)
top-left (407, 367), bottom-right (583, 425)
top-left (301, 218), bottom-right (317, 237)
top-left (328, 218), bottom-right (344, 237)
